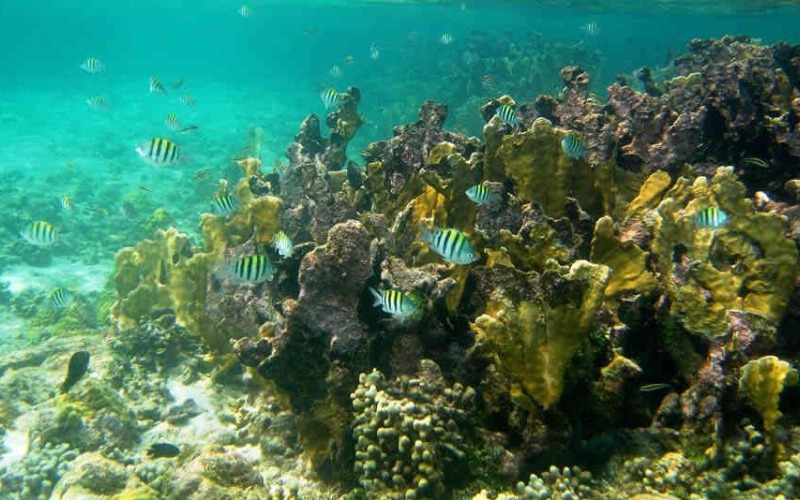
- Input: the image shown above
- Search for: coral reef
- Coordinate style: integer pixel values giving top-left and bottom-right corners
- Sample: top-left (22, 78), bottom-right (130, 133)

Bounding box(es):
top-left (350, 360), bottom-right (475, 499)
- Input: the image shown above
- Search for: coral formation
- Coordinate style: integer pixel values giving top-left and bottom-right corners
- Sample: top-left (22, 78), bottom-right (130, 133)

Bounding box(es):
top-left (738, 355), bottom-right (798, 439)
top-left (350, 360), bottom-right (475, 499)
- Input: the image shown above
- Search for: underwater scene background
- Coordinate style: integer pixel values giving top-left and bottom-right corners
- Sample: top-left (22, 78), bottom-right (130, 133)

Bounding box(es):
top-left (3, 0), bottom-right (800, 498)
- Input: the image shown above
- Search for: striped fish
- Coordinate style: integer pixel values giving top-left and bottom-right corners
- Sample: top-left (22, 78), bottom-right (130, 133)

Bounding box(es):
top-left (694, 206), bottom-right (729, 229)
top-left (149, 76), bottom-right (167, 94)
top-left (60, 195), bottom-right (73, 212)
top-left (180, 94), bottom-right (196, 106)
top-left (136, 138), bottom-right (180, 166)
top-left (165, 113), bottom-right (182, 131)
top-left (320, 88), bottom-right (341, 109)
top-left (273, 231), bottom-right (293, 258)
top-left (230, 254), bottom-right (274, 283)
top-left (80, 57), bottom-right (104, 74)
top-left (329, 65), bottom-right (342, 78)
top-left (86, 95), bottom-right (109, 109)
top-left (210, 194), bottom-right (238, 216)
top-left (20, 220), bottom-right (58, 246)
top-left (561, 133), bottom-right (587, 159)
top-left (439, 33), bottom-right (454, 45)
top-left (369, 288), bottom-right (423, 320)
top-left (49, 288), bottom-right (73, 309)
top-left (743, 157), bottom-right (769, 168)
top-left (419, 226), bottom-right (479, 265)
top-left (465, 184), bottom-right (498, 205)
top-left (496, 104), bottom-right (519, 127)
top-left (172, 76), bottom-right (185, 90)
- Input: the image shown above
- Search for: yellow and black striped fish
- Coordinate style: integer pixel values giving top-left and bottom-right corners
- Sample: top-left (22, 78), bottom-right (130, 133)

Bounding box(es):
top-left (230, 254), bottom-right (274, 283)
top-left (179, 94), bottom-right (196, 106)
top-left (49, 288), bottom-right (73, 309)
top-left (210, 194), bottom-right (238, 216)
top-left (496, 104), bottom-right (519, 127)
top-left (465, 184), bottom-right (498, 205)
top-left (136, 138), bottom-right (180, 166)
top-left (694, 206), bottom-right (729, 229)
top-left (272, 230), bottom-right (293, 258)
top-left (419, 226), bottom-right (479, 265)
top-left (369, 288), bottom-right (423, 320)
top-left (20, 220), bottom-right (58, 246)
top-left (86, 95), bottom-right (109, 109)
top-left (80, 57), bottom-right (104, 74)
top-left (149, 76), bottom-right (167, 94)
top-left (165, 113), bottom-right (182, 131)
top-left (320, 88), bottom-right (341, 109)
top-left (60, 194), bottom-right (73, 212)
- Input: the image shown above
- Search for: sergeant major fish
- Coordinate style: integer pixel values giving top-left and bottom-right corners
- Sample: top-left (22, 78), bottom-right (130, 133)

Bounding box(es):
top-left (465, 184), bottom-right (499, 205)
top-left (320, 88), bottom-right (341, 109)
top-left (20, 220), bottom-right (58, 246)
top-left (165, 113), bottom-right (182, 131)
top-left (369, 287), bottom-right (423, 321)
top-left (694, 206), bottom-right (729, 230)
top-left (136, 138), bottom-right (180, 166)
top-left (419, 226), bottom-right (479, 265)
top-left (229, 254), bottom-right (274, 283)
top-left (561, 133), bottom-right (587, 159)
top-left (149, 76), bottom-right (167, 94)
top-left (49, 288), bottom-right (73, 309)
top-left (272, 230), bottom-right (293, 258)
top-left (496, 104), bottom-right (519, 127)
top-left (210, 194), bottom-right (238, 216)
top-left (80, 57), bottom-right (105, 74)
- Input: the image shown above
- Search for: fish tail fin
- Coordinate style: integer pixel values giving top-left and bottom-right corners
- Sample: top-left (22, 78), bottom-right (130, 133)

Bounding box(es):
top-left (369, 287), bottom-right (383, 307)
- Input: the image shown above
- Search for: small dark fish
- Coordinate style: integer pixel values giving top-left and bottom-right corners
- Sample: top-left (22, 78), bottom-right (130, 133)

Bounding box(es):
top-left (120, 201), bottom-right (139, 220)
top-left (193, 169), bottom-right (208, 181)
top-left (743, 157), bottom-right (769, 168)
top-left (172, 76), bottom-right (185, 90)
top-left (61, 351), bottom-right (90, 393)
top-left (180, 125), bottom-right (198, 134)
top-left (639, 383), bottom-right (673, 393)
top-left (147, 442), bottom-right (181, 458)
top-left (139, 185), bottom-right (152, 193)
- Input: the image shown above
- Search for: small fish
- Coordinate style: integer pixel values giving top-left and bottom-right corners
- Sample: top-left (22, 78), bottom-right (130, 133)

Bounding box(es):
top-left (210, 194), bottom-right (238, 216)
top-left (230, 254), bottom-right (274, 283)
top-left (20, 220), bottom-right (58, 246)
top-left (60, 194), bottom-right (73, 212)
top-left (84, 206), bottom-right (109, 217)
top-left (172, 76), bottom-right (185, 89)
top-left (61, 351), bottom-right (90, 394)
top-left (147, 442), bottom-right (181, 458)
top-left (239, 5), bottom-right (251, 17)
top-left (49, 288), bottom-right (73, 309)
top-left (179, 94), bottom-right (196, 106)
top-left (496, 104), bottom-right (519, 127)
top-left (180, 125), bottom-right (199, 134)
top-left (273, 231), bottom-right (293, 258)
top-left (561, 133), bottom-right (587, 159)
top-left (639, 383), bottom-right (673, 393)
top-left (80, 57), bottom-right (105, 74)
top-left (149, 76), bottom-right (167, 94)
top-left (465, 184), bottom-right (498, 205)
top-left (120, 201), bottom-right (140, 220)
top-left (320, 88), bottom-right (341, 109)
top-left (193, 170), bottom-right (208, 181)
top-left (439, 33), bottom-right (454, 45)
top-left (580, 22), bottom-right (599, 35)
top-left (165, 113), bottom-right (182, 131)
top-left (343, 55), bottom-right (355, 65)
top-left (370, 43), bottom-right (380, 60)
top-left (86, 95), bottom-right (109, 109)
top-left (419, 226), bottom-right (479, 265)
top-left (481, 74), bottom-right (494, 87)
top-left (743, 157), bottom-right (769, 168)
top-left (136, 138), bottom-right (180, 166)
top-left (139, 185), bottom-right (152, 193)
top-left (369, 288), bottom-right (424, 320)
top-left (694, 206), bottom-right (729, 229)
top-left (329, 65), bottom-right (342, 78)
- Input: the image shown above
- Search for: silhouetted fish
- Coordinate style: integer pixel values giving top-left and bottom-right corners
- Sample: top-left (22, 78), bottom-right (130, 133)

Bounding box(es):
top-left (147, 442), bottom-right (181, 458)
top-left (61, 351), bottom-right (90, 393)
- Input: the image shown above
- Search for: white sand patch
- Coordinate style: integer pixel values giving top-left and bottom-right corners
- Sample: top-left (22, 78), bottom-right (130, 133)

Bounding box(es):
top-left (0, 257), bottom-right (111, 295)
top-left (0, 412), bottom-right (35, 469)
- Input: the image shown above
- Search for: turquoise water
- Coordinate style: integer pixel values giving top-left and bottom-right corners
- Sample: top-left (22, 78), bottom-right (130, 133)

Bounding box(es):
top-left (1, 1), bottom-right (800, 496)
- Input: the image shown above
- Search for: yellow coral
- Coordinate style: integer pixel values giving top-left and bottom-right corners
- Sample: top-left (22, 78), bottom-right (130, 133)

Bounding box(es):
top-left (739, 355), bottom-right (798, 438)
top-left (472, 260), bottom-right (610, 409)
top-left (590, 216), bottom-right (657, 298)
